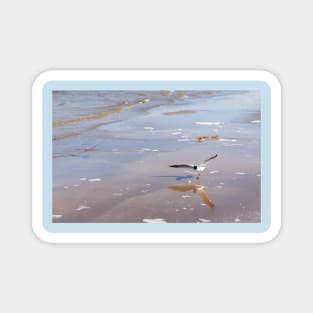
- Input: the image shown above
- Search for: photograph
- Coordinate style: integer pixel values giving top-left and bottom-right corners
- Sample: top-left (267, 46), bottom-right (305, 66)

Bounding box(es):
top-left (52, 89), bottom-right (261, 224)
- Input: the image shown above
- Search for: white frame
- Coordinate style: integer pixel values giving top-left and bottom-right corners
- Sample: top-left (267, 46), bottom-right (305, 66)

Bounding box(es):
top-left (32, 70), bottom-right (281, 243)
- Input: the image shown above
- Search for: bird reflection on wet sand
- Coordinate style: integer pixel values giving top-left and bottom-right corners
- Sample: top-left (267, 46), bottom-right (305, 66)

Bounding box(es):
top-left (167, 184), bottom-right (215, 208)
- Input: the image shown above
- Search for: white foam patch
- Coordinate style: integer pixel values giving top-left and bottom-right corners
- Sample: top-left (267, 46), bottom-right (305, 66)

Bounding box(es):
top-left (75, 205), bottom-right (90, 211)
top-left (141, 189), bottom-right (149, 193)
top-left (142, 218), bottom-right (166, 223)
top-left (209, 170), bottom-right (219, 174)
top-left (88, 178), bottom-right (102, 182)
top-left (52, 214), bottom-right (63, 219)
top-left (223, 143), bottom-right (243, 146)
top-left (200, 203), bottom-right (207, 206)
top-left (182, 195), bottom-right (192, 198)
top-left (199, 218), bottom-right (212, 222)
top-left (113, 192), bottom-right (123, 196)
top-left (177, 138), bottom-right (190, 142)
top-left (219, 138), bottom-right (237, 142)
top-left (184, 170), bottom-right (194, 174)
top-left (234, 218), bottom-right (241, 222)
top-left (171, 132), bottom-right (182, 135)
top-left (79, 177), bottom-right (87, 181)
top-left (195, 122), bottom-right (222, 126)
top-left (235, 172), bottom-right (245, 175)
top-left (144, 127), bottom-right (154, 131)
top-left (251, 120), bottom-right (261, 123)
top-left (257, 174), bottom-right (261, 177)
top-left (152, 149), bottom-right (160, 152)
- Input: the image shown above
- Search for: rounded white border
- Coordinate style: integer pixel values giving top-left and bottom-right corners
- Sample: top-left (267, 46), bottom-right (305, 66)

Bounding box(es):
top-left (32, 70), bottom-right (281, 243)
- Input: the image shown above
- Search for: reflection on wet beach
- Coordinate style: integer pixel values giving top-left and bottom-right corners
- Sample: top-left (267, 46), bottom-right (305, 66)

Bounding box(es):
top-left (53, 90), bottom-right (261, 223)
top-left (168, 184), bottom-right (215, 208)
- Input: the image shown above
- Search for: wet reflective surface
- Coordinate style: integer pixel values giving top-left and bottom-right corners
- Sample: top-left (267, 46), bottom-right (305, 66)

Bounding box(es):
top-left (53, 90), bottom-right (261, 223)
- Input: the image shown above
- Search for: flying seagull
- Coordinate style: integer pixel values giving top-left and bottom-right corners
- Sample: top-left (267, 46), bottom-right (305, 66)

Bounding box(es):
top-left (168, 154), bottom-right (218, 179)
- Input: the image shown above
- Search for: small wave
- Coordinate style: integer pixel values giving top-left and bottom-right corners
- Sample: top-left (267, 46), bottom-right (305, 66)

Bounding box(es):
top-left (53, 99), bottom-right (148, 128)
top-left (163, 110), bottom-right (195, 115)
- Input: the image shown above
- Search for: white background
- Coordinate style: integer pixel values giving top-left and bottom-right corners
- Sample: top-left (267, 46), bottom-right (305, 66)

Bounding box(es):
top-left (0, 1), bottom-right (310, 312)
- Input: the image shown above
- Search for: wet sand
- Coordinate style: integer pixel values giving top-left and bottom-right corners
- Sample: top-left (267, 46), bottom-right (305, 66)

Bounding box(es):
top-left (53, 90), bottom-right (261, 223)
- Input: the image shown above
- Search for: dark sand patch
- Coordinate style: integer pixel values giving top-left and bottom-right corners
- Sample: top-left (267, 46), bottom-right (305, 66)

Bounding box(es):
top-left (163, 110), bottom-right (195, 115)
top-left (196, 135), bottom-right (220, 142)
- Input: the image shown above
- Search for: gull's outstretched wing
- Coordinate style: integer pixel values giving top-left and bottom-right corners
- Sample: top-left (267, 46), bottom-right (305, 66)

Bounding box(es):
top-left (199, 154), bottom-right (218, 167)
top-left (168, 164), bottom-right (196, 169)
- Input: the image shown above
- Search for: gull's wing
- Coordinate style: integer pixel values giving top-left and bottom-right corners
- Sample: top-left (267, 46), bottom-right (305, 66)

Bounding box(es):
top-left (199, 154), bottom-right (218, 167)
top-left (168, 163), bottom-right (195, 169)
top-left (197, 189), bottom-right (215, 208)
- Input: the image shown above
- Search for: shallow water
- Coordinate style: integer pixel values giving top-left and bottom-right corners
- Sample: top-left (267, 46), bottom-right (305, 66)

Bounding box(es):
top-left (53, 90), bottom-right (261, 223)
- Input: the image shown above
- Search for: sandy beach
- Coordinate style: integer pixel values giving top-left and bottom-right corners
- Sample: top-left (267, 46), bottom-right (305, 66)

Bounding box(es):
top-left (53, 90), bottom-right (261, 223)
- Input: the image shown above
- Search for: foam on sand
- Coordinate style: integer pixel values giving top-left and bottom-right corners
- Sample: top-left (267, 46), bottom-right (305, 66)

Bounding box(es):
top-left (218, 138), bottom-right (237, 142)
top-left (88, 178), bottom-right (102, 182)
top-left (199, 218), bottom-right (212, 222)
top-left (142, 218), bottom-right (166, 223)
top-left (75, 205), bottom-right (90, 211)
top-left (52, 214), bottom-right (63, 219)
top-left (195, 121), bottom-right (222, 126)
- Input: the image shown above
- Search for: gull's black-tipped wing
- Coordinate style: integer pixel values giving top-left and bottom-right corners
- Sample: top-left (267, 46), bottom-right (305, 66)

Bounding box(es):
top-left (168, 163), bottom-right (196, 169)
top-left (201, 154), bottom-right (218, 165)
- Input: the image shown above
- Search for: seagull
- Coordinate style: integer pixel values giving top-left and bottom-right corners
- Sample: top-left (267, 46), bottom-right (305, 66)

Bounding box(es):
top-left (168, 154), bottom-right (218, 179)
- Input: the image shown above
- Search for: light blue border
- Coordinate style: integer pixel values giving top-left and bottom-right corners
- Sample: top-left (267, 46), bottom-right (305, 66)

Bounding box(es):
top-left (43, 80), bottom-right (271, 233)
